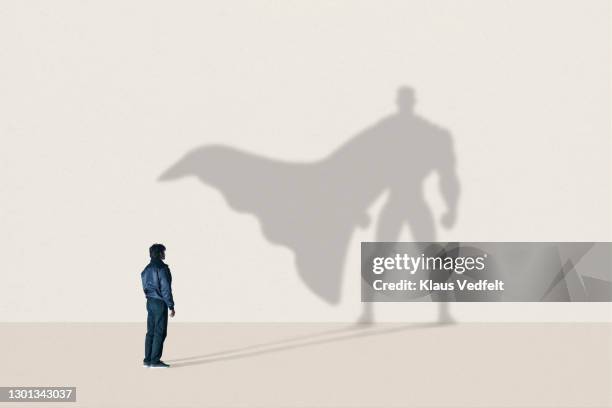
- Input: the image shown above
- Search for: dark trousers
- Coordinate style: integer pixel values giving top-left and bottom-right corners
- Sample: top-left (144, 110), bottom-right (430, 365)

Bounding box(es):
top-left (144, 298), bottom-right (168, 364)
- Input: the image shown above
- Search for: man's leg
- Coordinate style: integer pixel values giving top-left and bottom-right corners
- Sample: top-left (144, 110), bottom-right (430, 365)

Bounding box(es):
top-left (150, 299), bottom-right (168, 364)
top-left (144, 299), bottom-right (154, 365)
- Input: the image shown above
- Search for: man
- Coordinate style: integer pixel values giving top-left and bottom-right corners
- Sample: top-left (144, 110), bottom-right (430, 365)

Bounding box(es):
top-left (141, 243), bottom-right (175, 368)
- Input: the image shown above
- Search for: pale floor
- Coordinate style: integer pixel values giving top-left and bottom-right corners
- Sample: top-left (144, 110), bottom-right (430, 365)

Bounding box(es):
top-left (1, 323), bottom-right (611, 407)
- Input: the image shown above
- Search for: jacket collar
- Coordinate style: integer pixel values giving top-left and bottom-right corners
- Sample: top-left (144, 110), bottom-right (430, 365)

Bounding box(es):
top-left (150, 258), bottom-right (166, 266)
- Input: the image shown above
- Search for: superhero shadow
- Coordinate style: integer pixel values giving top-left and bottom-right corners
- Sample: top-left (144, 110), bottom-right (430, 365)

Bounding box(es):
top-left (159, 87), bottom-right (460, 322)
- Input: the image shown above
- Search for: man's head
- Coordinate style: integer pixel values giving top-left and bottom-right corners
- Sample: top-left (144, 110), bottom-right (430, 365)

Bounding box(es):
top-left (149, 243), bottom-right (166, 261)
top-left (396, 86), bottom-right (416, 114)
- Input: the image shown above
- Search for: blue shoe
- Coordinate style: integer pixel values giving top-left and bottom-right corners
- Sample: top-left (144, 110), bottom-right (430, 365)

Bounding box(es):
top-left (150, 361), bottom-right (170, 368)
top-left (143, 360), bottom-right (151, 367)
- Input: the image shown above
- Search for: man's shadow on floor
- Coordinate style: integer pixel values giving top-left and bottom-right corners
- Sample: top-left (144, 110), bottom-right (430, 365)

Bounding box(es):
top-left (159, 86), bottom-right (461, 323)
top-left (165, 322), bottom-right (449, 368)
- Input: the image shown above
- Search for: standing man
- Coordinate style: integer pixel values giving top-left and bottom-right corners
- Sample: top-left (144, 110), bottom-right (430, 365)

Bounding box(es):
top-left (141, 243), bottom-right (175, 368)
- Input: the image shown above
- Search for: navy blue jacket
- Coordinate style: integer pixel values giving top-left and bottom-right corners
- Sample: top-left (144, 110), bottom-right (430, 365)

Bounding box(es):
top-left (141, 259), bottom-right (175, 310)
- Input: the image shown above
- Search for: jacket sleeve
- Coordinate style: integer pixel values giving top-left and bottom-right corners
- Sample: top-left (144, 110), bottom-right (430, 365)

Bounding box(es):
top-left (158, 266), bottom-right (175, 310)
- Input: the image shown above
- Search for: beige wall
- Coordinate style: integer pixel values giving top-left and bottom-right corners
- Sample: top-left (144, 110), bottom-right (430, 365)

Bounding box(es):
top-left (1, 0), bottom-right (610, 321)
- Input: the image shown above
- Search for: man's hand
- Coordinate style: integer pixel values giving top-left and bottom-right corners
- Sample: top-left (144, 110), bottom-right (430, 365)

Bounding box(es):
top-left (170, 309), bottom-right (175, 318)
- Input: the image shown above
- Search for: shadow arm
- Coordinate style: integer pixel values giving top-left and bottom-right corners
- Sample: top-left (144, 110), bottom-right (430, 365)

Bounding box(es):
top-left (437, 132), bottom-right (460, 228)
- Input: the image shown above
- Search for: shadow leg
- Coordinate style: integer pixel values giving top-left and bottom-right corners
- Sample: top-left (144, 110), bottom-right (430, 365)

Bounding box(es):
top-left (407, 203), bottom-right (454, 323)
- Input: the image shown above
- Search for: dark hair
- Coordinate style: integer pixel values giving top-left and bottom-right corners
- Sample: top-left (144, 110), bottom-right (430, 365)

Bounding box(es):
top-left (149, 243), bottom-right (166, 260)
